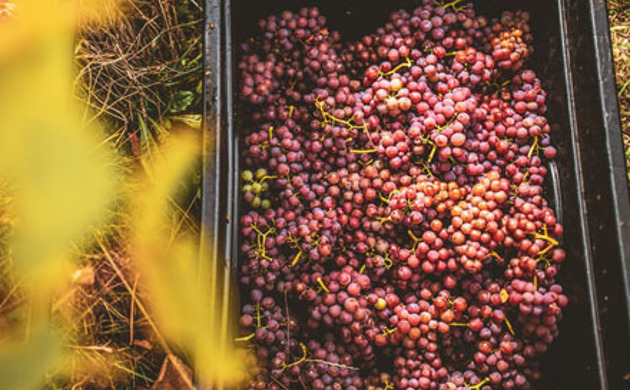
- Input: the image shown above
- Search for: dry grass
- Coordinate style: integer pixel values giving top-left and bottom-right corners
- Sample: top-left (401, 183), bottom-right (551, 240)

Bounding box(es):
top-left (74, 0), bottom-right (203, 155)
top-left (0, 188), bottom-right (24, 344)
top-left (608, 0), bottom-right (630, 178)
top-left (45, 168), bottom-right (202, 390)
top-left (50, 247), bottom-right (162, 389)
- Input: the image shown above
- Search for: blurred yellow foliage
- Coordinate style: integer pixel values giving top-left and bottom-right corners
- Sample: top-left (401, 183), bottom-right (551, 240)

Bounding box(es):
top-left (0, 0), bottom-right (117, 289)
top-left (131, 129), bottom-right (248, 388)
top-left (0, 326), bottom-right (62, 390)
top-left (0, 1), bottom-right (120, 388)
top-left (0, 1), bottom-right (247, 389)
top-left (74, 0), bottom-right (128, 27)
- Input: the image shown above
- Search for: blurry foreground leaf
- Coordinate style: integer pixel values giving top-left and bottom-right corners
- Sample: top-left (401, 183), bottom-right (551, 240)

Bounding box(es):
top-left (0, 0), bottom-right (118, 284)
top-left (0, 326), bottom-right (62, 390)
top-left (0, 0), bottom-right (121, 388)
top-left (131, 130), bottom-right (248, 387)
top-left (75, 0), bottom-right (127, 28)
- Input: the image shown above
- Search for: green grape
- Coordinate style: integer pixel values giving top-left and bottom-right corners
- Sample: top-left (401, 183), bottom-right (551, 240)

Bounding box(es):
top-left (255, 168), bottom-right (267, 180)
top-left (251, 182), bottom-right (263, 194)
top-left (241, 170), bottom-right (254, 182)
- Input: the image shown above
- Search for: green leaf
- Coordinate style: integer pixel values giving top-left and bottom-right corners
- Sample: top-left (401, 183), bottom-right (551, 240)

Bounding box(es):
top-left (170, 91), bottom-right (196, 114)
top-left (170, 114), bottom-right (202, 130)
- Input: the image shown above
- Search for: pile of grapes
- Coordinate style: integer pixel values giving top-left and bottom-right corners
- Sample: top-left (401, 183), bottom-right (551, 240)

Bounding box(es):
top-left (236, 1), bottom-right (568, 389)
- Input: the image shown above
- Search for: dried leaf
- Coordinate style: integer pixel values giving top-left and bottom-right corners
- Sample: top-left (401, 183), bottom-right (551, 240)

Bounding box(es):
top-left (132, 339), bottom-right (153, 351)
top-left (151, 354), bottom-right (194, 390)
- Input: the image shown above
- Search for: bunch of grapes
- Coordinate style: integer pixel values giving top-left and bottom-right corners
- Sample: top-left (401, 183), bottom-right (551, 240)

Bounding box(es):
top-left (236, 1), bottom-right (568, 389)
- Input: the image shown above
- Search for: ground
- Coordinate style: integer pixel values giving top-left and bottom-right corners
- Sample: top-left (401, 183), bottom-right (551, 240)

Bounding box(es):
top-left (608, 0), bottom-right (630, 180)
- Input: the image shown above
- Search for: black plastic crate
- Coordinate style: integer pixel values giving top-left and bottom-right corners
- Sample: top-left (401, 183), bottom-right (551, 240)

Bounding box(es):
top-left (201, 0), bottom-right (630, 388)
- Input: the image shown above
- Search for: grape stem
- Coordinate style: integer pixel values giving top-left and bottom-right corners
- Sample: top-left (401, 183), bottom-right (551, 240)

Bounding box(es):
top-left (234, 333), bottom-right (256, 342)
top-left (349, 148), bottom-right (378, 154)
top-left (287, 234), bottom-right (303, 268)
top-left (290, 250), bottom-right (303, 267)
top-left (268, 126), bottom-right (274, 141)
top-left (315, 99), bottom-right (366, 129)
top-left (408, 229), bottom-right (423, 254)
top-left (436, 115), bottom-right (457, 133)
top-left (421, 163), bottom-right (434, 177)
top-left (378, 191), bottom-right (390, 204)
top-left (467, 377), bottom-right (490, 390)
top-left (382, 326), bottom-right (397, 336)
top-left (281, 342), bottom-right (360, 371)
top-left (384, 253), bottom-right (393, 270)
top-left (535, 254), bottom-right (551, 268)
top-left (533, 224), bottom-right (558, 255)
top-left (428, 142), bottom-right (438, 163)
top-left (251, 224), bottom-right (276, 261)
top-left (485, 78), bottom-right (512, 95)
top-left (316, 277), bottom-right (330, 294)
top-left (527, 136), bottom-right (539, 158)
top-left (438, 0), bottom-right (467, 13)
top-left (282, 343), bottom-right (308, 370)
top-left (504, 316), bottom-right (515, 336)
top-left (379, 56), bottom-right (413, 77)
top-left (359, 157), bottom-right (375, 167)
top-left (259, 175), bottom-right (279, 183)
top-left (485, 251), bottom-right (502, 262)
top-left (233, 322), bottom-right (287, 342)
top-left (377, 216), bottom-right (393, 224)
top-left (303, 359), bottom-right (359, 371)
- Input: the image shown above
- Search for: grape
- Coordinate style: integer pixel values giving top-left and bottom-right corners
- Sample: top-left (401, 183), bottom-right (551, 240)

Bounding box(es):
top-left (238, 2), bottom-right (567, 389)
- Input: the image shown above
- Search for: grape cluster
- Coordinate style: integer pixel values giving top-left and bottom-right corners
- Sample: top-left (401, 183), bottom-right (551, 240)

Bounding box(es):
top-left (236, 1), bottom-right (567, 389)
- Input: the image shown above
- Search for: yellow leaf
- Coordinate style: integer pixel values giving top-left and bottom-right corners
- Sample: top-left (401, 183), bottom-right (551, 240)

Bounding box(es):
top-left (130, 130), bottom-right (249, 387)
top-left (500, 288), bottom-right (509, 304)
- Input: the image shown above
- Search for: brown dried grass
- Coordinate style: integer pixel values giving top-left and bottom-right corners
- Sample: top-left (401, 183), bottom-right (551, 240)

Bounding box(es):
top-left (74, 0), bottom-right (203, 153)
